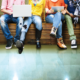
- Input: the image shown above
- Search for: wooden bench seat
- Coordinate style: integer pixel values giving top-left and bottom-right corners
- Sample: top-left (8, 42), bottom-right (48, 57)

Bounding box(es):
top-left (0, 23), bottom-right (80, 44)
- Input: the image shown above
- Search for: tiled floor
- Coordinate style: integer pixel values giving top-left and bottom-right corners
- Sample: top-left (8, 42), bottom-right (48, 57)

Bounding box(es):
top-left (0, 45), bottom-right (80, 80)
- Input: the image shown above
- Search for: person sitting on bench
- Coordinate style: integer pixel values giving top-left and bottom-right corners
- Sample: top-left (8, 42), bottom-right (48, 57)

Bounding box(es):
top-left (45, 0), bottom-right (67, 49)
top-left (0, 0), bottom-right (25, 49)
top-left (64, 0), bottom-right (77, 48)
top-left (16, 0), bottom-right (45, 54)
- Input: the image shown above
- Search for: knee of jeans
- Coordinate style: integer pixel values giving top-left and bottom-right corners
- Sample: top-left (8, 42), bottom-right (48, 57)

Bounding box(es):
top-left (35, 19), bottom-right (42, 30)
top-left (21, 25), bottom-right (27, 32)
top-left (18, 17), bottom-right (23, 28)
top-left (1, 16), bottom-right (6, 27)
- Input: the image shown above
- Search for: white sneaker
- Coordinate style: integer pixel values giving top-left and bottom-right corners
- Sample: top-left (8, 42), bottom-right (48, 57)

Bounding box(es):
top-left (71, 40), bottom-right (77, 48)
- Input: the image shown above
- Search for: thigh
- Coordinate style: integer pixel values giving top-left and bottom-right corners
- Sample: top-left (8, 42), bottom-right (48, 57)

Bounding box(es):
top-left (21, 17), bottom-right (32, 32)
top-left (45, 14), bottom-right (54, 23)
top-left (32, 16), bottom-right (42, 25)
top-left (32, 16), bottom-right (42, 30)
top-left (24, 17), bottom-right (32, 27)
top-left (1, 14), bottom-right (12, 23)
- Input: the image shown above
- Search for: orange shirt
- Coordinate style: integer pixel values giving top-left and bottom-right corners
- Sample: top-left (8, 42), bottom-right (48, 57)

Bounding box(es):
top-left (45, 0), bottom-right (65, 10)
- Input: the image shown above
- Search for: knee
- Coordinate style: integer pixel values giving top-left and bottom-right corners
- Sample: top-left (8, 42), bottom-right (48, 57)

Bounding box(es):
top-left (65, 15), bottom-right (71, 20)
top-left (18, 17), bottom-right (23, 28)
top-left (0, 16), bottom-right (6, 27)
top-left (21, 25), bottom-right (28, 33)
top-left (36, 19), bottom-right (42, 30)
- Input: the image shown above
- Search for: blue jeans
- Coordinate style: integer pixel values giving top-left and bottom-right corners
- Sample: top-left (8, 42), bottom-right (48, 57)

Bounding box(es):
top-left (0, 14), bottom-right (23, 42)
top-left (45, 12), bottom-right (64, 38)
top-left (20, 15), bottom-right (42, 41)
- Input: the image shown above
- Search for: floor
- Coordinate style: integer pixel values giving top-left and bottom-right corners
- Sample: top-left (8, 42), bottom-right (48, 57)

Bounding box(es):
top-left (0, 45), bottom-right (80, 80)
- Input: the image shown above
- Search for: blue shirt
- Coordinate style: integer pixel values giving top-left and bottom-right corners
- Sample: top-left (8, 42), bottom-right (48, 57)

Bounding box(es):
top-left (64, 0), bottom-right (75, 14)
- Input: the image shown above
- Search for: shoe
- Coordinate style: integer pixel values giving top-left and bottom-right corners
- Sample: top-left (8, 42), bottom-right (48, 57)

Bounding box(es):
top-left (16, 40), bottom-right (23, 54)
top-left (14, 42), bottom-right (16, 47)
top-left (36, 41), bottom-right (41, 49)
top-left (36, 29), bottom-right (42, 49)
top-left (71, 40), bottom-right (77, 48)
top-left (57, 38), bottom-right (67, 49)
top-left (50, 27), bottom-right (57, 37)
top-left (6, 39), bottom-right (13, 49)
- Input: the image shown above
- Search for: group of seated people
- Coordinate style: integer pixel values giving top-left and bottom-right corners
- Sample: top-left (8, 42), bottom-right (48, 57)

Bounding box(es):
top-left (0, 0), bottom-right (79, 54)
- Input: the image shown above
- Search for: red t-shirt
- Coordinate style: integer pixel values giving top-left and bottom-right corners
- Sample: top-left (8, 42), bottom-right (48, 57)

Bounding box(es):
top-left (45, 0), bottom-right (65, 10)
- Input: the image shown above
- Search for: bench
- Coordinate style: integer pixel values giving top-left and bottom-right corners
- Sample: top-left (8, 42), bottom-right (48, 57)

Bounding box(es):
top-left (0, 22), bottom-right (80, 44)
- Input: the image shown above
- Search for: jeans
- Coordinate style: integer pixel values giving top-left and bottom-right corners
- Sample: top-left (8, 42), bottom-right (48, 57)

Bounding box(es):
top-left (20, 15), bottom-right (42, 41)
top-left (64, 15), bottom-right (76, 40)
top-left (45, 12), bottom-right (64, 38)
top-left (0, 14), bottom-right (23, 42)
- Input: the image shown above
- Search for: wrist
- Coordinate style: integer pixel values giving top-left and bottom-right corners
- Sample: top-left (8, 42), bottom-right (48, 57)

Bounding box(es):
top-left (47, 10), bottom-right (49, 13)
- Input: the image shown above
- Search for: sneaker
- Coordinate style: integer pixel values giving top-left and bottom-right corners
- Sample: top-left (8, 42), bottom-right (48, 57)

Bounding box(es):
top-left (50, 27), bottom-right (57, 37)
top-left (71, 40), bottom-right (77, 48)
top-left (14, 42), bottom-right (16, 47)
top-left (57, 38), bottom-right (67, 49)
top-left (6, 39), bottom-right (13, 49)
top-left (16, 40), bottom-right (23, 54)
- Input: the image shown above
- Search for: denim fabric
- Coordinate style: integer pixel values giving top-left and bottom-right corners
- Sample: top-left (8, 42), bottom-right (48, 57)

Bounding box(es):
top-left (20, 15), bottom-right (42, 41)
top-left (45, 12), bottom-right (63, 38)
top-left (0, 14), bottom-right (23, 42)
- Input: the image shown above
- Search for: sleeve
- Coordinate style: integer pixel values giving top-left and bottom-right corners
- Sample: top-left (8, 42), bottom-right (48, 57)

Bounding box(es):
top-left (45, 0), bottom-right (49, 8)
top-left (1, 0), bottom-right (7, 9)
top-left (64, 0), bottom-right (68, 4)
top-left (21, 0), bottom-right (25, 5)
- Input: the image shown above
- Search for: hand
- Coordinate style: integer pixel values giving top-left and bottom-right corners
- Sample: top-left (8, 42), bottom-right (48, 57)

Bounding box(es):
top-left (48, 9), bottom-right (54, 14)
top-left (61, 9), bottom-right (67, 15)
top-left (9, 12), bottom-right (13, 15)
top-left (69, 13), bottom-right (74, 18)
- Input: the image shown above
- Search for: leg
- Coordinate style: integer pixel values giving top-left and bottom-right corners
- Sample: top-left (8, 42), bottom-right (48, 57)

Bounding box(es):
top-left (56, 21), bottom-right (62, 39)
top-left (20, 17), bottom-right (32, 41)
top-left (32, 16), bottom-right (42, 48)
top-left (12, 17), bottom-right (23, 43)
top-left (45, 12), bottom-right (62, 36)
top-left (0, 14), bottom-right (13, 39)
top-left (56, 21), bottom-right (67, 49)
top-left (65, 15), bottom-right (77, 48)
top-left (16, 17), bottom-right (32, 53)
top-left (45, 12), bottom-right (62, 28)
top-left (65, 15), bottom-right (76, 40)
top-left (0, 14), bottom-right (13, 49)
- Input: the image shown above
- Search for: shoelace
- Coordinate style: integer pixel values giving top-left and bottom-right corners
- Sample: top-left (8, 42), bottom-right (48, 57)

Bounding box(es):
top-left (53, 28), bottom-right (56, 32)
top-left (60, 39), bottom-right (64, 44)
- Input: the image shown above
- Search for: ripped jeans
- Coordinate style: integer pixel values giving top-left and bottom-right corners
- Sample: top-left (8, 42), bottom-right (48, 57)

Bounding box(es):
top-left (20, 15), bottom-right (42, 41)
top-left (0, 14), bottom-right (23, 42)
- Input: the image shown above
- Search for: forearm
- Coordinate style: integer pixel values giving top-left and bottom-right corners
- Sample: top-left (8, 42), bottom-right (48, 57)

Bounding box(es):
top-left (45, 8), bottom-right (49, 13)
top-left (1, 9), bottom-right (12, 15)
